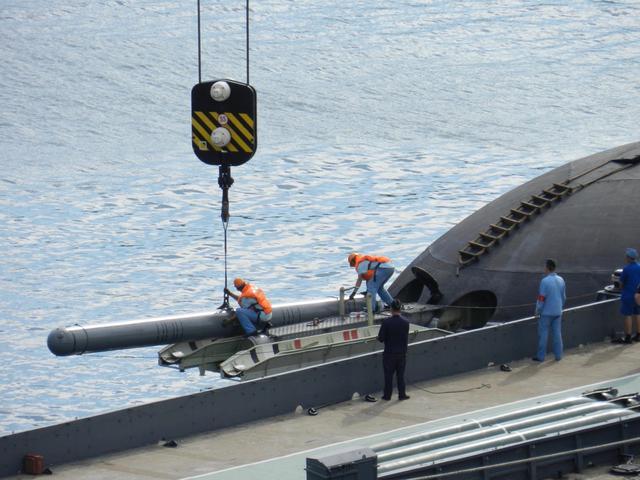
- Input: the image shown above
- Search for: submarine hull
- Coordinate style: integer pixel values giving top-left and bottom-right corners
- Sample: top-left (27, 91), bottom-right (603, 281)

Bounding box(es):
top-left (391, 141), bottom-right (640, 322)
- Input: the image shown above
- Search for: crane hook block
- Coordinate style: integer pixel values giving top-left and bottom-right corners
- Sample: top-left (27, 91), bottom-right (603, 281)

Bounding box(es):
top-left (191, 79), bottom-right (257, 166)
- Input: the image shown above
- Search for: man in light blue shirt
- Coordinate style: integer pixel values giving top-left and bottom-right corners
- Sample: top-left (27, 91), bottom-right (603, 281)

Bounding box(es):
top-left (533, 258), bottom-right (566, 362)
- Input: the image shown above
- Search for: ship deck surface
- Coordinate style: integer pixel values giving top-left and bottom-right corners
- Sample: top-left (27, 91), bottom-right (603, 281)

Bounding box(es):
top-left (11, 339), bottom-right (640, 480)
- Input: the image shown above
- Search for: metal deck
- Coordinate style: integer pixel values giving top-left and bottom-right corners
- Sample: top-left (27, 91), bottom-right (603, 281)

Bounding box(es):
top-left (185, 371), bottom-right (640, 480)
top-left (9, 315), bottom-right (640, 479)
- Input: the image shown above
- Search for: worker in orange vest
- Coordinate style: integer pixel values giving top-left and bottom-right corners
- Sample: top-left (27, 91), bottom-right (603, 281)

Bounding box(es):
top-left (224, 278), bottom-right (273, 336)
top-left (347, 253), bottom-right (395, 312)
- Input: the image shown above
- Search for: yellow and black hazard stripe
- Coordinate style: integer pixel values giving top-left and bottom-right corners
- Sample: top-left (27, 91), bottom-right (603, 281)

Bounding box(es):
top-left (191, 111), bottom-right (255, 153)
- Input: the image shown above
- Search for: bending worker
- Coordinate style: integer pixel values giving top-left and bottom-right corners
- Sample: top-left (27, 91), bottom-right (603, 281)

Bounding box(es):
top-left (347, 252), bottom-right (395, 311)
top-left (224, 278), bottom-right (272, 336)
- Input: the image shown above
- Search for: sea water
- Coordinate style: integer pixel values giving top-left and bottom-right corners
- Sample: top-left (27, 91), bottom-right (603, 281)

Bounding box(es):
top-left (1, 0), bottom-right (639, 434)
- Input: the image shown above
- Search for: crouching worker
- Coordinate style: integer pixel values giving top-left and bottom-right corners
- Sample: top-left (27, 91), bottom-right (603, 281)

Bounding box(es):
top-left (224, 278), bottom-right (273, 336)
top-left (347, 252), bottom-right (395, 312)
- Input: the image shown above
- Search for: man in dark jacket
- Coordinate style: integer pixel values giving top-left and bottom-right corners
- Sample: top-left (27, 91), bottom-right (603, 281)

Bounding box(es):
top-left (377, 299), bottom-right (410, 401)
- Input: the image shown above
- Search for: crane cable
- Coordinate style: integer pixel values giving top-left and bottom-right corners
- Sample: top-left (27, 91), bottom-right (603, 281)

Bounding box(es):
top-left (197, 0), bottom-right (250, 84)
top-left (218, 166), bottom-right (233, 309)
top-left (196, 0), bottom-right (251, 309)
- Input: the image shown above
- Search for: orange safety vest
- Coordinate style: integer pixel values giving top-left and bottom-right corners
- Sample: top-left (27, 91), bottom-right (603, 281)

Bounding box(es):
top-left (353, 254), bottom-right (391, 281)
top-left (238, 283), bottom-right (273, 315)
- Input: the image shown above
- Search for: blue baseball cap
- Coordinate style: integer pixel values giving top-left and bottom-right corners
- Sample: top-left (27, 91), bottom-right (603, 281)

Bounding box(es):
top-left (626, 248), bottom-right (638, 260)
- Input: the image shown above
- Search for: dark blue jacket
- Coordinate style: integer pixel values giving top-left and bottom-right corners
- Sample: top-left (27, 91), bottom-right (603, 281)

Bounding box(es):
top-left (377, 314), bottom-right (409, 354)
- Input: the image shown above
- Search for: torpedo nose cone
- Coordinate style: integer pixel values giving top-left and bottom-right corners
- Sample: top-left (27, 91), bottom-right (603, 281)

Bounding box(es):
top-left (47, 328), bottom-right (76, 356)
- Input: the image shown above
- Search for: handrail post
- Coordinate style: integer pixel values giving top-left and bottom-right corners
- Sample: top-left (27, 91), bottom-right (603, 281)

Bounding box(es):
top-left (339, 287), bottom-right (346, 321)
top-left (366, 293), bottom-right (374, 326)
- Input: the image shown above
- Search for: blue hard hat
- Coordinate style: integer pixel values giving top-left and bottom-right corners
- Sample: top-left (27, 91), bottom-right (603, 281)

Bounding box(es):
top-left (626, 248), bottom-right (638, 260)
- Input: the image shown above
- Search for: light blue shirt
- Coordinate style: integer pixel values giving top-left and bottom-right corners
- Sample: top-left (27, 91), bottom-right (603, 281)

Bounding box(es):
top-left (536, 272), bottom-right (566, 316)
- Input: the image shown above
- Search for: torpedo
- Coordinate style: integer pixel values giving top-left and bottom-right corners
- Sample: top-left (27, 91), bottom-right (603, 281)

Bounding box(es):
top-left (47, 297), bottom-right (367, 356)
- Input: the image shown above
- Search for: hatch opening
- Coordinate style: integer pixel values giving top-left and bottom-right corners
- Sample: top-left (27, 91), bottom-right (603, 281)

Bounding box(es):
top-left (439, 290), bottom-right (497, 330)
top-left (395, 278), bottom-right (424, 303)
top-left (395, 267), bottom-right (443, 304)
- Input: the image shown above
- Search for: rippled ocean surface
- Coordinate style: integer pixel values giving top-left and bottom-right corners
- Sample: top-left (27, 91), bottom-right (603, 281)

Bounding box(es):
top-left (1, 0), bottom-right (639, 434)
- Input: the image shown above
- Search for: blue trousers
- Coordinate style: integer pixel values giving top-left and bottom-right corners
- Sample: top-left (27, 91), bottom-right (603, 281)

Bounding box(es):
top-left (236, 307), bottom-right (259, 335)
top-left (536, 315), bottom-right (563, 361)
top-left (367, 267), bottom-right (394, 311)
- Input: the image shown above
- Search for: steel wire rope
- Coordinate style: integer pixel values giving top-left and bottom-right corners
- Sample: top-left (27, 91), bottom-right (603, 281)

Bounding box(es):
top-left (222, 214), bottom-right (229, 306)
top-left (72, 323), bottom-right (90, 355)
top-left (194, 1), bottom-right (251, 307)
top-left (196, 0), bottom-right (201, 83)
top-left (412, 383), bottom-right (491, 395)
top-left (432, 291), bottom-right (610, 311)
top-left (91, 354), bottom-right (158, 360)
top-left (245, 0), bottom-right (250, 84)
top-left (334, 288), bottom-right (607, 311)
top-left (196, 0), bottom-right (250, 82)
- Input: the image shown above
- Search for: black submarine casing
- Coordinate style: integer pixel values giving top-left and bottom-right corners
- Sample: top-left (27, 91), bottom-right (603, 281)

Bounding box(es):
top-left (390, 141), bottom-right (640, 323)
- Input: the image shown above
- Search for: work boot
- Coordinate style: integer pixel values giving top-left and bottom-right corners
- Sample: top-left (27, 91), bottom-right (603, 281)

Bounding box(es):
top-left (625, 334), bottom-right (633, 344)
top-left (633, 333), bottom-right (640, 342)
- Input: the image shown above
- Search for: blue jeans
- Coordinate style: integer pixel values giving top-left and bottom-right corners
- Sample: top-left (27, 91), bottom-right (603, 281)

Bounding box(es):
top-left (236, 307), bottom-right (259, 335)
top-left (367, 267), bottom-right (394, 311)
top-left (536, 315), bottom-right (563, 361)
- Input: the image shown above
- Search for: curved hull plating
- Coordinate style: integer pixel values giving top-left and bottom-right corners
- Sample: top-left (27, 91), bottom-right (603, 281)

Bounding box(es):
top-left (390, 141), bottom-right (640, 323)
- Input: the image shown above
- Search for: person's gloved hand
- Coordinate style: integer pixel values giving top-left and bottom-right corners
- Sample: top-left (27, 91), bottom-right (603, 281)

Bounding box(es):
top-left (224, 287), bottom-right (231, 296)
